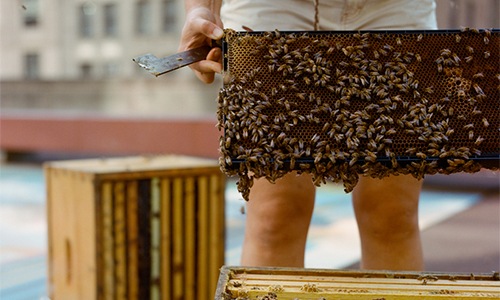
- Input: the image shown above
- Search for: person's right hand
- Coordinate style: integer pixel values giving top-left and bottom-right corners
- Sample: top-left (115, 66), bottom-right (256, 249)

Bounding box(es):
top-left (179, 6), bottom-right (224, 84)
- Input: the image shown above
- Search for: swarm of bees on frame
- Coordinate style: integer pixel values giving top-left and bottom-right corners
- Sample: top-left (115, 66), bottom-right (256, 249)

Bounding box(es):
top-left (217, 28), bottom-right (499, 200)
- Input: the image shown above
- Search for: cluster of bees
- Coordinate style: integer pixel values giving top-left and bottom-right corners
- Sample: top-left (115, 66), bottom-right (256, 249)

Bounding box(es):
top-left (217, 29), bottom-right (499, 200)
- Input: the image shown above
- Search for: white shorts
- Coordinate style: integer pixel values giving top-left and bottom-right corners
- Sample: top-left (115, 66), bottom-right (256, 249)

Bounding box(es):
top-left (221, 0), bottom-right (437, 31)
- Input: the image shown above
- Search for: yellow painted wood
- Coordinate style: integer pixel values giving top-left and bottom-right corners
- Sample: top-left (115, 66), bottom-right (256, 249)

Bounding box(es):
top-left (209, 174), bottom-right (225, 298)
top-left (196, 176), bottom-right (209, 300)
top-left (184, 177), bottom-right (196, 300)
top-left (216, 267), bottom-right (500, 300)
top-left (46, 168), bottom-right (97, 300)
top-left (150, 178), bottom-right (161, 300)
top-left (113, 181), bottom-right (127, 300)
top-left (126, 181), bottom-right (139, 300)
top-left (101, 182), bottom-right (114, 300)
top-left (160, 178), bottom-right (172, 300)
top-left (172, 177), bottom-right (184, 299)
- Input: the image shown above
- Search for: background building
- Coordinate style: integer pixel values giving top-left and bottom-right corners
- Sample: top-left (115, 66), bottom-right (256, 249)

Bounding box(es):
top-left (1, 0), bottom-right (184, 80)
top-left (0, 0), bottom-right (219, 118)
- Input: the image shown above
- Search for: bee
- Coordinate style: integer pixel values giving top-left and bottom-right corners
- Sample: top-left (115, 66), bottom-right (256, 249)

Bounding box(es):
top-left (466, 45), bottom-right (474, 53)
top-left (417, 34), bottom-right (423, 42)
top-left (224, 137), bottom-right (232, 148)
top-left (455, 34), bottom-right (462, 43)
top-left (396, 37), bottom-right (402, 46)
top-left (484, 51), bottom-right (490, 59)
top-left (472, 107), bottom-right (481, 115)
top-left (473, 72), bottom-right (484, 79)
top-left (474, 136), bottom-right (484, 146)
top-left (365, 151), bottom-right (378, 163)
top-left (482, 118), bottom-right (489, 127)
top-left (473, 83), bottom-right (484, 95)
top-left (468, 130), bottom-right (474, 140)
top-left (463, 123), bottom-right (474, 130)
top-left (441, 49), bottom-right (452, 56)
top-left (416, 152), bottom-right (427, 159)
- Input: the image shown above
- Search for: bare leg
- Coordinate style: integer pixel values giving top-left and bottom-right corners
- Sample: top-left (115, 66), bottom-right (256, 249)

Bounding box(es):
top-left (240, 172), bottom-right (316, 267)
top-left (352, 175), bottom-right (424, 271)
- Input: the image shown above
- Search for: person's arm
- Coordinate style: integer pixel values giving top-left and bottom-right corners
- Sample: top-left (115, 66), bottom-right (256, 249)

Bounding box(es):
top-left (179, 0), bottom-right (224, 83)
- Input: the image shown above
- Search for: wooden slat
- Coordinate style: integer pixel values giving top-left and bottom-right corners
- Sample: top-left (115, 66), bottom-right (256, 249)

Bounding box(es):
top-left (172, 177), bottom-right (184, 299)
top-left (232, 273), bottom-right (500, 288)
top-left (160, 178), bottom-right (172, 300)
top-left (150, 178), bottom-right (161, 300)
top-left (113, 181), bottom-right (127, 300)
top-left (75, 174), bottom-right (98, 300)
top-left (46, 169), bottom-right (97, 300)
top-left (137, 180), bottom-right (152, 299)
top-left (101, 182), bottom-right (115, 300)
top-left (183, 177), bottom-right (196, 300)
top-left (196, 176), bottom-right (209, 300)
top-left (46, 156), bottom-right (219, 178)
top-left (126, 181), bottom-right (139, 300)
top-left (209, 175), bottom-right (225, 298)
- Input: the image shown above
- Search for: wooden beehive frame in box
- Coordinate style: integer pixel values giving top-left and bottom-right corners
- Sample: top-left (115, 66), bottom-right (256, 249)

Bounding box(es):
top-left (46, 155), bottom-right (225, 300)
top-left (215, 266), bottom-right (500, 299)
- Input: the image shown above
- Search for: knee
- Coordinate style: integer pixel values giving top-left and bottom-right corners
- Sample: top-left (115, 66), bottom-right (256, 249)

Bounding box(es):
top-left (353, 175), bottom-right (422, 241)
top-left (356, 204), bottom-right (420, 242)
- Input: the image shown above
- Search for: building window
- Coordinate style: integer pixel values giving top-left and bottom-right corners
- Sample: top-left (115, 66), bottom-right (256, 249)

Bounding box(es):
top-left (104, 3), bottom-right (118, 37)
top-left (79, 2), bottom-right (96, 37)
top-left (161, 0), bottom-right (176, 32)
top-left (136, 1), bottom-right (152, 35)
top-left (23, 0), bottom-right (39, 27)
top-left (80, 63), bottom-right (93, 78)
top-left (24, 53), bottom-right (39, 79)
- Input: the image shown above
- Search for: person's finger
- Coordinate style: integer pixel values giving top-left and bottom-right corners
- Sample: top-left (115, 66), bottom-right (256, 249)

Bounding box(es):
top-left (189, 47), bottom-right (222, 73)
top-left (207, 47), bottom-right (222, 65)
top-left (195, 71), bottom-right (215, 84)
top-left (190, 59), bottom-right (221, 74)
top-left (188, 13), bottom-right (223, 41)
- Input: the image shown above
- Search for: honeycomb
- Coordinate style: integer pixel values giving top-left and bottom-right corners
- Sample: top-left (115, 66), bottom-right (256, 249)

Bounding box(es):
top-left (217, 29), bottom-right (500, 200)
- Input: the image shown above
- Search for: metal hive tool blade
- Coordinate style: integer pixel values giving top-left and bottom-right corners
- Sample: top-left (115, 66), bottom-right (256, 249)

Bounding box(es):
top-left (133, 45), bottom-right (212, 77)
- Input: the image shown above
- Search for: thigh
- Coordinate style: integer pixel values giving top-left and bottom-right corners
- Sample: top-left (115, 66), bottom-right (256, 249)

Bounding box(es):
top-left (247, 172), bottom-right (316, 214)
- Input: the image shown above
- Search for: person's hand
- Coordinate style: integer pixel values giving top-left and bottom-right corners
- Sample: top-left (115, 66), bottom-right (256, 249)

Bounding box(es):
top-left (179, 6), bottom-right (224, 83)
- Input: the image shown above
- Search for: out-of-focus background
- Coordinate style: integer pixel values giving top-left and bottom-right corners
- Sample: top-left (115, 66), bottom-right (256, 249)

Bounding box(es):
top-left (0, 0), bottom-right (499, 299)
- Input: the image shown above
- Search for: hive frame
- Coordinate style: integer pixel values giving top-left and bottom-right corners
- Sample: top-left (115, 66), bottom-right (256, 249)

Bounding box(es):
top-left (217, 29), bottom-right (499, 199)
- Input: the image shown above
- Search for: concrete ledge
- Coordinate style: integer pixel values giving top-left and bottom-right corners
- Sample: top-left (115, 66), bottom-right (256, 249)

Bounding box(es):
top-left (0, 113), bottom-right (221, 158)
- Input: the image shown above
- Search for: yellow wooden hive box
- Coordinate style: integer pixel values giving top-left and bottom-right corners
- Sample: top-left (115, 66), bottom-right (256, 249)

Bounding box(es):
top-left (45, 155), bottom-right (226, 300)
